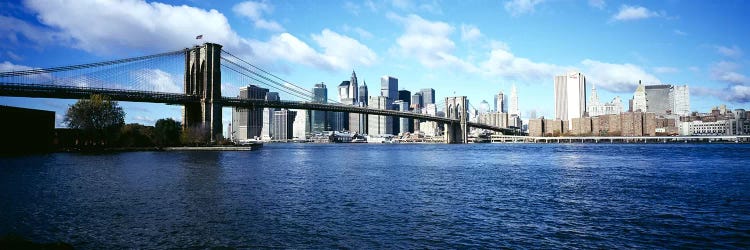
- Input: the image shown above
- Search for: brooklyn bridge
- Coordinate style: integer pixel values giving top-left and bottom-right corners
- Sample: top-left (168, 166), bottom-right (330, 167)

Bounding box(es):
top-left (0, 43), bottom-right (518, 144)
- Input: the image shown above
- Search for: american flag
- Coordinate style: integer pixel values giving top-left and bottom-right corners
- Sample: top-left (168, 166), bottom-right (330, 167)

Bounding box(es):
top-left (196, 35), bottom-right (203, 39)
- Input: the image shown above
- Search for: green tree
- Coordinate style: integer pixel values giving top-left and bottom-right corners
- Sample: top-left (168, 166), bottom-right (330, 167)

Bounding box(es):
top-left (64, 94), bottom-right (125, 147)
top-left (154, 118), bottom-right (182, 147)
top-left (118, 123), bottom-right (155, 147)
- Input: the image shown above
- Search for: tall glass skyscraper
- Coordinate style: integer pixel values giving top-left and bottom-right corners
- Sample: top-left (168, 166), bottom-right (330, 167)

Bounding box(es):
top-left (420, 88), bottom-right (435, 105)
top-left (381, 76), bottom-right (398, 103)
top-left (311, 83), bottom-right (327, 133)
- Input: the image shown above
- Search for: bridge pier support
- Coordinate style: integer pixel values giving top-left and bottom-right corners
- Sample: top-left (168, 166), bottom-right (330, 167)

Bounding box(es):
top-left (183, 43), bottom-right (223, 142)
top-left (444, 96), bottom-right (468, 144)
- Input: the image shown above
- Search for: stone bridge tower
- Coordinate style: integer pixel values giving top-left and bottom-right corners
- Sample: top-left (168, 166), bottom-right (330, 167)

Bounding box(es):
top-left (183, 43), bottom-right (222, 141)
top-left (444, 96), bottom-right (468, 144)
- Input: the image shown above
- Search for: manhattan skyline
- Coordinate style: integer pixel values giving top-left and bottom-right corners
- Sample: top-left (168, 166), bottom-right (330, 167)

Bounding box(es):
top-left (0, 0), bottom-right (748, 129)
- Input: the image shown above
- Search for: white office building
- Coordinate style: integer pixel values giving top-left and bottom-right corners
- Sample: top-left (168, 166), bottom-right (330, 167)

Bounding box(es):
top-left (554, 71), bottom-right (587, 128)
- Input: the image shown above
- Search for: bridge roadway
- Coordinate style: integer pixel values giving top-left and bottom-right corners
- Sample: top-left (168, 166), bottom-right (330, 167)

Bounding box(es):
top-left (0, 83), bottom-right (517, 134)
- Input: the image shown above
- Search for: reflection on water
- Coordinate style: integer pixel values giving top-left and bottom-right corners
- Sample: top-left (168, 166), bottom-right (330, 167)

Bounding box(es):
top-left (1, 143), bottom-right (749, 248)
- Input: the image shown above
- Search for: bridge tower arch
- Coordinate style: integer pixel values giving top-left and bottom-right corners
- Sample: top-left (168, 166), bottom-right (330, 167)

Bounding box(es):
top-left (183, 43), bottom-right (223, 141)
top-left (444, 96), bottom-right (468, 144)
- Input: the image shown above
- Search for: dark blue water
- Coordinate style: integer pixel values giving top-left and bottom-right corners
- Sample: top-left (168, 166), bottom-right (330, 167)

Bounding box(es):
top-left (1, 143), bottom-right (749, 248)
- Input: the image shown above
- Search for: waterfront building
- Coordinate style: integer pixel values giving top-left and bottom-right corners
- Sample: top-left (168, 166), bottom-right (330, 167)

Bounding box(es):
top-left (291, 109), bottom-right (309, 140)
top-left (420, 88), bottom-right (435, 105)
top-left (672, 85), bottom-right (690, 116)
top-left (395, 100), bottom-right (411, 134)
top-left (260, 92), bottom-right (280, 141)
top-left (631, 81), bottom-right (647, 112)
top-left (368, 96), bottom-right (393, 135)
top-left (311, 83), bottom-right (328, 133)
top-left (0, 105), bottom-right (54, 153)
top-left (348, 102), bottom-right (367, 134)
top-left (419, 121), bottom-right (441, 137)
top-left (477, 112), bottom-right (507, 128)
top-left (232, 85), bottom-right (268, 140)
top-left (272, 109), bottom-right (296, 141)
top-left (509, 84), bottom-right (519, 116)
top-left (645, 85), bottom-right (672, 115)
top-left (554, 71), bottom-right (587, 128)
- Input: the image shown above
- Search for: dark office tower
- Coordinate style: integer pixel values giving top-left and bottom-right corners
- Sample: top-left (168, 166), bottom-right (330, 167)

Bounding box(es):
top-left (411, 92), bottom-right (423, 110)
top-left (232, 85), bottom-right (269, 140)
top-left (398, 90), bottom-right (411, 103)
top-left (420, 88), bottom-right (435, 105)
top-left (311, 83), bottom-right (328, 133)
top-left (358, 80), bottom-right (368, 106)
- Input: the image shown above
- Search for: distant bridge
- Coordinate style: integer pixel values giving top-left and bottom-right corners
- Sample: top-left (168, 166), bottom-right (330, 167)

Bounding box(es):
top-left (0, 43), bottom-right (518, 143)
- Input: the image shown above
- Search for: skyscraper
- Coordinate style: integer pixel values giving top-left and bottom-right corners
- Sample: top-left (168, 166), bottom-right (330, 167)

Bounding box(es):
top-left (645, 85), bottom-right (672, 115)
top-left (232, 85), bottom-right (268, 140)
top-left (411, 92), bottom-right (423, 110)
top-left (420, 88), bottom-right (435, 105)
top-left (672, 85), bottom-right (690, 116)
top-left (358, 80), bottom-right (368, 106)
top-left (272, 109), bottom-right (296, 141)
top-left (394, 100), bottom-right (411, 134)
top-left (350, 70), bottom-right (359, 103)
top-left (368, 96), bottom-right (392, 135)
top-left (291, 109), bottom-right (309, 140)
top-left (260, 91), bottom-right (280, 141)
top-left (509, 84), bottom-right (519, 116)
top-left (494, 91), bottom-right (507, 113)
top-left (632, 81), bottom-right (647, 112)
top-left (311, 83), bottom-right (327, 133)
top-left (381, 76), bottom-right (398, 103)
top-left (554, 72), bottom-right (587, 128)
top-left (398, 90), bottom-right (411, 103)
top-left (338, 81), bottom-right (351, 103)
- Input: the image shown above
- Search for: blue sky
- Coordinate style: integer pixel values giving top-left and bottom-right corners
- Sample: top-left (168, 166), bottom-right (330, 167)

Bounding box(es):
top-left (1, 0), bottom-right (749, 132)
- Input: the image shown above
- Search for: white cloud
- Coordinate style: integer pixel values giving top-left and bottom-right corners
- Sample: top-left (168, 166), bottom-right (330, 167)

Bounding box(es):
top-left (588, 0), bottom-right (605, 9)
top-left (233, 1), bottom-right (285, 32)
top-left (343, 1), bottom-right (361, 15)
top-left (673, 29), bottom-right (687, 36)
top-left (139, 69), bottom-right (181, 93)
top-left (504, 0), bottom-right (545, 17)
top-left (581, 59), bottom-right (661, 92)
top-left (711, 61), bottom-right (749, 84)
top-left (480, 46), bottom-right (562, 81)
top-left (312, 29), bottom-right (378, 69)
top-left (653, 66), bottom-right (680, 74)
top-left (725, 85), bottom-right (750, 103)
top-left (0, 15), bottom-right (66, 46)
top-left (6, 51), bottom-right (23, 61)
top-left (460, 24), bottom-right (482, 42)
top-left (715, 45), bottom-right (743, 58)
top-left (389, 13), bottom-right (461, 68)
top-left (688, 66), bottom-right (700, 72)
top-left (611, 5), bottom-right (660, 21)
top-left (25, 0), bottom-right (245, 55)
top-left (248, 30), bottom-right (377, 72)
top-left (342, 25), bottom-right (374, 40)
top-left (0, 61), bottom-right (34, 72)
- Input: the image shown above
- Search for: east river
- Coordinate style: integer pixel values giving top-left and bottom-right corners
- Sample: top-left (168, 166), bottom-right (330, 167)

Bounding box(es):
top-left (1, 143), bottom-right (749, 248)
